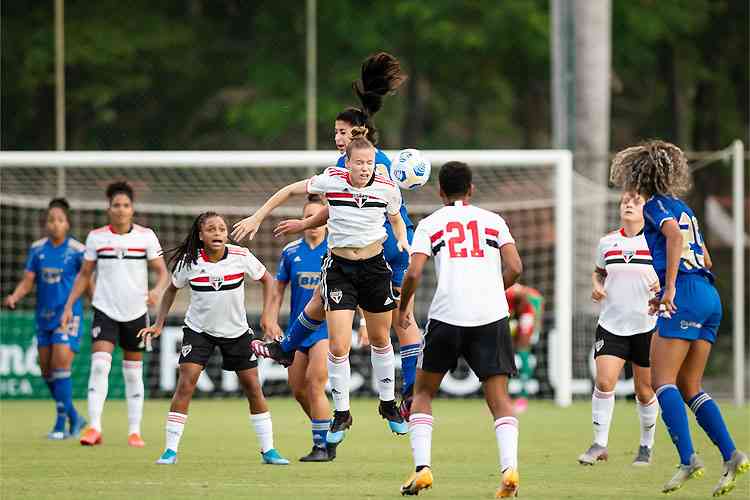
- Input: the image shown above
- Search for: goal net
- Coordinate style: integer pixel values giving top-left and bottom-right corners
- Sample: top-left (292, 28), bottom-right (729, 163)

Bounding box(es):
top-left (1, 149), bottom-right (579, 405)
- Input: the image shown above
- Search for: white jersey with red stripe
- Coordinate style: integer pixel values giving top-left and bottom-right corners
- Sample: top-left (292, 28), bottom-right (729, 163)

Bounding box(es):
top-left (410, 201), bottom-right (516, 327)
top-left (306, 167), bottom-right (401, 249)
top-left (172, 244), bottom-right (266, 338)
top-left (84, 224), bottom-right (163, 322)
top-left (595, 228), bottom-right (658, 336)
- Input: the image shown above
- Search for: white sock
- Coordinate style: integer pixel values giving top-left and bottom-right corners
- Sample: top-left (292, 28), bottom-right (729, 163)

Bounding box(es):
top-left (327, 352), bottom-right (351, 412)
top-left (409, 413), bottom-right (433, 468)
top-left (165, 412), bottom-right (187, 452)
top-left (250, 412), bottom-right (274, 453)
top-left (123, 360), bottom-right (144, 435)
top-left (637, 395), bottom-right (659, 448)
top-left (592, 387), bottom-right (615, 446)
top-left (495, 416), bottom-right (519, 471)
top-left (371, 343), bottom-right (396, 402)
top-left (87, 352), bottom-right (112, 432)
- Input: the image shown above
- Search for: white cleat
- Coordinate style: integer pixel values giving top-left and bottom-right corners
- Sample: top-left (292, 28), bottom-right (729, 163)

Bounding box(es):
top-left (712, 450), bottom-right (750, 497)
top-left (578, 443), bottom-right (608, 465)
top-left (662, 453), bottom-right (704, 494)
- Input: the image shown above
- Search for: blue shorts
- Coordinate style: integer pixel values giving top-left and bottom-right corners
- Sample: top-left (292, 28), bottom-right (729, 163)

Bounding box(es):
top-left (36, 315), bottom-right (82, 353)
top-left (297, 326), bottom-right (328, 354)
top-left (657, 274), bottom-right (722, 344)
top-left (384, 223), bottom-right (415, 288)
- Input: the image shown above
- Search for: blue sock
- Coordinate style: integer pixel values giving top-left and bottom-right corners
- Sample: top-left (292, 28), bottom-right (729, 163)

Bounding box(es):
top-left (281, 311), bottom-right (323, 352)
top-left (53, 369), bottom-right (79, 422)
top-left (44, 376), bottom-right (55, 398)
top-left (399, 343), bottom-right (420, 397)
top-left (50, 371), bottom-right (68, 432)
top-left (311, 418), bottom-right (330, 448)
top-left (656, 384), bottom-right (694, 465)
top-left (688, 391), bottom-right (736, 461)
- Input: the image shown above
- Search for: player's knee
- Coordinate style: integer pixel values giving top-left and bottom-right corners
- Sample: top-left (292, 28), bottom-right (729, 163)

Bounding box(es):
top-left (676, 379), bottom-right (701, 402)
top-left (291, 386), bottom-right (307, 404)
top-left (594, 376), bottom-right (617, 393)
top-left (328, 341), bottom-right (349, 358)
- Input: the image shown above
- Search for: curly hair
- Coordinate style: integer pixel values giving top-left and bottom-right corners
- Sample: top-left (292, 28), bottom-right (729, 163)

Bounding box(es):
top-left (609, 140), bottom-right (692, 198)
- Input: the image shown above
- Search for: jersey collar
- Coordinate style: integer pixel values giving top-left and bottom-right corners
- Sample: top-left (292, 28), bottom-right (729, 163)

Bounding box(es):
top-left (199, 247), bottom-right (229, 262)
top-left (619, 227), bottom-right (644, 237)
top-left (108, 224), bottom-right (134, 234)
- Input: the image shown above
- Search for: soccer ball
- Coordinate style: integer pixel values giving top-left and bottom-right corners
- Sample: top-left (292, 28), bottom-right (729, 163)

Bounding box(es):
top-left (391, 149), bottom-right (431, 190)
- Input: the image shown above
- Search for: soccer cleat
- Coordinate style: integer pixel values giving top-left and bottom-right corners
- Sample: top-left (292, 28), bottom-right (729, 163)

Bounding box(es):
top-left (578, 443), bottom-right (608, 465)
top-left (261, 448), bottom-right (290, 465)
top-left (496, 467), bottom-right (520, 498)
top-left (632, 445), bottom-right (652, 466)
top-left (712, 450), bottom-right (749, 497)
top-left (80, 428), bottom-right (102, 446)
top-left (662, 453), bottom-right (705, 494)
top-left (400, 467), bottom-right (433, 496)
top-left (128, 433), bottom-right (145, 448)
top-left (250, 339), bottom-right (295, 368)
top-left (156, 449), bottom-right (178, 464)
top-left (326, 410), bottom-right (353, 444)
top-left (47, 430), bottom-right (68, 440)
top-left (299, 445), bottom-right (331, 462)
top-left (69, 415), bottom-right (87, 438)
top-left (379, 399), bottom-right (408, 435)
top-left (326, 442), bottom-right (339, 461)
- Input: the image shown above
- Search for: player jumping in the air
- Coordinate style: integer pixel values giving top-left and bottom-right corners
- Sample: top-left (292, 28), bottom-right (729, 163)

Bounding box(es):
top-left (577, 191), bottom-right (660, 467)
top-left (138, 212), bottom-right (288, 465)
top-left (396, 161), bottom-right (523, 498)
top-left (610, 140), bottom-right (749, 496)
top-left (4, 198), bottom-right (88, 439)
top-left (267, 195), bottom-right (336, 462)
top-left (61, 182), bottom-right (169, 448)
top-left (232, 127), bottom-right (411, 445)
top-left (265, 53), bottom-right (422, 419)
top-left (505, 283), bottom-right (543, 414)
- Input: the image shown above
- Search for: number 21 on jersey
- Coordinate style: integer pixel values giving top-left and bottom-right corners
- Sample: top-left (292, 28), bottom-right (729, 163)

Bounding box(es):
top-left (446, 220), bottom-right (484, 258)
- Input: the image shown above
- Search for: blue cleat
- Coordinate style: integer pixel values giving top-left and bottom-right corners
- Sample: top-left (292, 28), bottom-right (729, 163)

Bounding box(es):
top-left (47, 430), bottom-right (68, 440)
top-left (261, 448), bottom-right (289, 465)
top-left (69, 415), bottom-right (87, 438)
top-left (326, 410), bottom-right (353, 445)
top-left (156, 449), bottom-right (178, 464)
top-left (379, 400), bottom-right (408, 435)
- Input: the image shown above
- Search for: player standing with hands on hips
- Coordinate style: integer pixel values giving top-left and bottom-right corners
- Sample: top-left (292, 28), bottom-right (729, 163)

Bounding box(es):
top-left (396, 161), bottom-right (523, 498)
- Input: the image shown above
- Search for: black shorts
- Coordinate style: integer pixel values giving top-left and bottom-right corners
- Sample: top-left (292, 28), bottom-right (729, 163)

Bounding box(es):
top-left (179, 327), bottom-right (258, 372)
top-left (320, 252), bottom-right (397, 313)
top-left (91, 307), bottom-right (148, 352)
top-left (594, 324), bottom-right (654, 367)
top-left (419, 318), bottom-right (517, 381)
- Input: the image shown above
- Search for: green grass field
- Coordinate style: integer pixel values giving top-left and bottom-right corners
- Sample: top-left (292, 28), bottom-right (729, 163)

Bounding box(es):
top-left (1, 398), bottom-right (748, 499)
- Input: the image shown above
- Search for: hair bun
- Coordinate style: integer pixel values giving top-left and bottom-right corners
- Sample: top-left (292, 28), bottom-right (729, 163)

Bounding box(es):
top-left (349, 126), bottom-right (368, 139)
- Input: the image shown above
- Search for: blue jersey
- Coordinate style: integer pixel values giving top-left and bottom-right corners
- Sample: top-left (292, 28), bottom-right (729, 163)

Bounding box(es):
top-left (643, 195), bottom-right (713, 285)
top-left (276, 238), bottom-right (328, 337)
top-left (24, 237), bottom-right (85, 332)
top-left (336, 149), bottom-right (414, 228)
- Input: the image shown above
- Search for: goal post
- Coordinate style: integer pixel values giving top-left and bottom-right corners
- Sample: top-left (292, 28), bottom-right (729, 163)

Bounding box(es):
top-left (0, 149), bottom-right (574, 406)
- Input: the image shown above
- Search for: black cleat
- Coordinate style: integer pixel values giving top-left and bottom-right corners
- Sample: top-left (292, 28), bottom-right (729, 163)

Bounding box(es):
top-left (299, 445), bottom-right (331, 462)
top-left (250, 339), bottom-right (295, 367)
top-left (379, 399), bottom-right (408, 435)
top-left (326, 442), bottom-right (339, 461)
top-left (326, 410), bottom-right (352, 445)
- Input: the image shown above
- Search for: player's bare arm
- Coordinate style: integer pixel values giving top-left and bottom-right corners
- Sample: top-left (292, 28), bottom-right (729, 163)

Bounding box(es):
top-left (398, 253), bottom-right (428, 329)
top-left (657, 219), bottom-right (682, 315)
top-left (258, 271), bottom-right (283, 339)
top-left (262, 275), bottom-right (286, 340)
top-left (232, 179), bottom-right (309, 241)
top-left (274, 206), bottom-right (330, 238)
top-left (701, 243), bottom-right (712, 269)
top-left (60, 259), bottom-right (96, 328)
top-left (147, 256), bottom-right (169, 306)
top-left (387, 212), bottom-right (410, 253)
top-left (591, 268), bottom-right (607, 302)
top-left (500, 243), bottom-right (522, 289)
top-left (138, 282), bottom-right (179, 340)
top-left (3, 271), bottom-right (35, 309)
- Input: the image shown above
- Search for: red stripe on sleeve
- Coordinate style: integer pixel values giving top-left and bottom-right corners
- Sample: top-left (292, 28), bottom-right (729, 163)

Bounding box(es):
top-left (430, 230), bottom-right (444, 243)
top-left (224, 272), bottom-right (244, 281)
top-left (485, 228), bottom-right (499, 237)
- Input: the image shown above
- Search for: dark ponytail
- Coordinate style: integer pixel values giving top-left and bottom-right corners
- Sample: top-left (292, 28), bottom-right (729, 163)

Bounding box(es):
top-left (166, 211), bottom-right (222, 273)
top-left (336, 52), bottom-right (407, 145)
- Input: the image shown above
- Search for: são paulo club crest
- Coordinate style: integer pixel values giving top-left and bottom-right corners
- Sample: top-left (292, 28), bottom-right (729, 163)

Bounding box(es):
top-left (352, 192), bottom-right (367, 208)
top-left (181, 344), bottom-right (192, 357)
top-left (330, 288), bottom-right (343, 304)
top-left (622, 249), bottom-right (635, 263)
top-left (116, 247), bottom-right (127, 259)
top-left (209, 274), bottom-right (224, 291)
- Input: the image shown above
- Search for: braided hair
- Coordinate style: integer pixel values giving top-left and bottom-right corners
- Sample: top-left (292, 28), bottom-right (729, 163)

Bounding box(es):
top-left (609, 140), bottom-right (692, 198)
top-left (166, 211), bottom-right (226, 273)
top-left (336, 52), bottom-right (407, 145)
